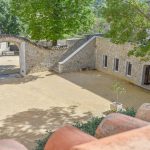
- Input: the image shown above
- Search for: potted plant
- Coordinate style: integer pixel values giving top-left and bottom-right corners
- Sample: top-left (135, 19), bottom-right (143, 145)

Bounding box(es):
top-left (110, 82), bottom-right (126, 111)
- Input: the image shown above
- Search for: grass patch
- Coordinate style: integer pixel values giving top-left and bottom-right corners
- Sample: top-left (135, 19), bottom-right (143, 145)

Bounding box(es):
top-left (118, 107), bottom-right (136, 117)
top-left (35, 131), bottom-right (53, 150)
top-left (73, 116), bottom-right (103, 136)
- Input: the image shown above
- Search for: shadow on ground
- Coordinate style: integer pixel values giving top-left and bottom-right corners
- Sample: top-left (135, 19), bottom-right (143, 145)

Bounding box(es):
top-left (0, 75), bottom-right (43, 85)
top-left (0, 70), bottom-right (150, 108)
top-left (0, 65), bottom-right (19, 75)
top-left (0, 106), bottom-right (92, 150)
top-left (0, 72), bottom-right (56, 85)
top-left (58, 71), bottom-right (150, 109)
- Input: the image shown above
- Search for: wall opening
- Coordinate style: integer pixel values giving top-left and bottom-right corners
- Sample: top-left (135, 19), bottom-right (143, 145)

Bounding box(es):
top-left (103, 55), bottom-right (108, 68)
top-left (143, 65), bottom-right (150, 85)
top-left (114, 58), bottom-right (119, 71)
top-left (0, 42), bottom-right (20, 76)
top-left (126, 62), bottom-right (132, 76)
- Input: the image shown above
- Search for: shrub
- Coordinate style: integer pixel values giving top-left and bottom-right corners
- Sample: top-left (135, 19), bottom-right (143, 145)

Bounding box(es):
top-left (73, 117), bottom-right (103, 136)
top-left (35, 131), bottom-right (53, 150)
top-left (118, 107), bottom-right (136, 117)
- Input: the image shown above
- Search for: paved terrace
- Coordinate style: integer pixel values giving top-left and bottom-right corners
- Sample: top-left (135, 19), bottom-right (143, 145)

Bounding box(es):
top-left (0, 71), bottom-right (150, 150)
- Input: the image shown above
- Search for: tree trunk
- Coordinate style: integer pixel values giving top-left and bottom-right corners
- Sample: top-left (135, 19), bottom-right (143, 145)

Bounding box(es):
top-left (52, 40), bottom-right (57, 46)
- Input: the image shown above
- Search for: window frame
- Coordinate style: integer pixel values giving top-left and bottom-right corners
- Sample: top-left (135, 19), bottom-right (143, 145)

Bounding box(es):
top-left (126, 61), bottom-right (132, 76)
top-left (114, 58), bottom-right (119, 72)
top-left (103, 55), bottom-right (108, 68)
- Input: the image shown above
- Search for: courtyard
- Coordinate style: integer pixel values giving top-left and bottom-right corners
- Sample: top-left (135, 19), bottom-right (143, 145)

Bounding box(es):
top-left (0, 56), bottom-right (20, 75)
top-left (0, 70), bottom-right (150, 149)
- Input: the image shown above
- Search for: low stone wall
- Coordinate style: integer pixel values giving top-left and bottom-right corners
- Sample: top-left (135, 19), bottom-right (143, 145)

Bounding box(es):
top-left (66, 38), bottom-right (83, 48)
top-left (59, 37), bottom-right (96, 73)
top-left (36, 40), bottom-right (67, 48)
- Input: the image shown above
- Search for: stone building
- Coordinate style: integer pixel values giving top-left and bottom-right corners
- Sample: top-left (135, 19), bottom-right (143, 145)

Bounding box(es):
top-left (54, 36), bottom-right (150, 90)
top-left (0, 34), bottom-right (149, 90)
top-left (96, 37), bottom-right (150, 90)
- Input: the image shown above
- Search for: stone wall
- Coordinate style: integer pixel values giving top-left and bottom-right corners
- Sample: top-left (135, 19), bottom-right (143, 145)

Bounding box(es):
top-left (36, 39), bottom-right (67, 48)
top-left (0, 35), bottom-right (67, 75)
top-left (25, 42), bottom-right (67, 73)
top-left (66, 38), bottom-right (83, 48)
top-left (95, 37), bottom-right (150, 87)
top-left (36, 39), bottom-right (84, 48)
top-left (59, 37), bottom-right (96, 73)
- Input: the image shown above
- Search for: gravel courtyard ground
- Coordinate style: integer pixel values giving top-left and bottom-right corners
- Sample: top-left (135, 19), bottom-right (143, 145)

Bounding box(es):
top-left (0, 56), bottom-right (19, 75)
top-left (0, 70), bottom-right (150, 149)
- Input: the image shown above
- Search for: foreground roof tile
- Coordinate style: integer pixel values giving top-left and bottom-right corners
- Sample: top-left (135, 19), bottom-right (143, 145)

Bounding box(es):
top-left (44, 125), bottom-right (96, 150)
top-left (72, 125), bottom-right (150, 150)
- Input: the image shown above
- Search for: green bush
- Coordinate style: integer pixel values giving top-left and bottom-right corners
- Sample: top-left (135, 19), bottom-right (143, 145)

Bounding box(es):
top-left (35, 131), bottom-right (53, 150)
top-left (118, 107), bottom-right (136, 117)
top-left (74, 117), bottom-right (103, 136)
top-left (35, 107), bottom-right (136, 150)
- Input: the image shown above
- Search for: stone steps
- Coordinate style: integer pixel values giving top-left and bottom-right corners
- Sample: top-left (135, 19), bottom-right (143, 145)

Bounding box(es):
top-left (52, 36), bottom-right (95, 73)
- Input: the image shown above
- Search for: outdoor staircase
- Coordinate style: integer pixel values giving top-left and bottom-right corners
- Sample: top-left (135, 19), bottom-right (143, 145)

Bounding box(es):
top-left (52, 35), bottom-right (97, 73)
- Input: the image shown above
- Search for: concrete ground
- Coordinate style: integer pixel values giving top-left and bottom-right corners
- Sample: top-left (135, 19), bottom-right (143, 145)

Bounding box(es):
top-left (0, 71), bottom-right (150, 150)
top-left (0, 56), bottom-right (20, 75)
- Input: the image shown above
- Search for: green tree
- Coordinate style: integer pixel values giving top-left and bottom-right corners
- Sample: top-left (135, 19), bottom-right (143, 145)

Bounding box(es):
top-left (0, 0), bottom-right (22, 35)
top-left (93, 0), bottom-right (105, 17)
top-left (89, 0), bottom-right (107, 34)
top-left (11, 0), bottom-right (94, 46)
top-left (102, 0), bottom-right (150, 60)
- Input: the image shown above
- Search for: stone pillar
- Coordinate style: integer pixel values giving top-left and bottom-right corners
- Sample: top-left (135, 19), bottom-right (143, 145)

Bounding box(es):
top-left (19, 42), bottom-right (26, 76)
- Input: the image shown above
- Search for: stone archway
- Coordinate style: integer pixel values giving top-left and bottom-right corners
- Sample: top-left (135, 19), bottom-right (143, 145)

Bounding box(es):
top-left (0, 35), bottom-right (26, 76)
top-left (0, 34), bottom-right (69, 76)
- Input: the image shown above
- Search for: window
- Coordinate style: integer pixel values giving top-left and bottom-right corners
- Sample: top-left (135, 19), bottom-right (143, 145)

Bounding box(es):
top-left (114, 58), bottom-right (119, 71)
top-left (103, 55), bottom-right (108, 67)
top-left (126, 62), bottom-right (132, 76)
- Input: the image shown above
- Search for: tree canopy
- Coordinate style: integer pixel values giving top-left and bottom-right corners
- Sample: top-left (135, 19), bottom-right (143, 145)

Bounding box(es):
top-left (11, 0), bottom-right (94, 45)
top-left (0, 0), bottom-right (22, 35)
top-left (102, 0), bottom-right (150, 60)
